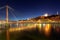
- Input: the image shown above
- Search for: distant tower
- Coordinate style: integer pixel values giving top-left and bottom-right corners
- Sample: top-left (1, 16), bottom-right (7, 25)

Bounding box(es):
top-left (57, 11), bottom-right (58, 15)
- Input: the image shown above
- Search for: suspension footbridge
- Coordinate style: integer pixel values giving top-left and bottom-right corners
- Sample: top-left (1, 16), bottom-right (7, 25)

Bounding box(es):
top-left (0, 5), bottom-right (60, 40)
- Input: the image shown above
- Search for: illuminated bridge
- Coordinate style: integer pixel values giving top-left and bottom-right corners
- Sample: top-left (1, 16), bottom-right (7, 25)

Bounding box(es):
top-left (0, 5), bottom-right (60, 40)
top-left (0, 5), bottom-right (60, 33)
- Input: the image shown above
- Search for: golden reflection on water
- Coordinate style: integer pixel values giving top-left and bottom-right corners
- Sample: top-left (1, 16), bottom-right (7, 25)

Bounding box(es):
top-left (44, 24), bottom-right (51, 37)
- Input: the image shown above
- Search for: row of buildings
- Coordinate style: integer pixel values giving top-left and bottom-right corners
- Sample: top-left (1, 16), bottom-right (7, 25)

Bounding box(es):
top-left (0, 14), bottom-right (60, 29)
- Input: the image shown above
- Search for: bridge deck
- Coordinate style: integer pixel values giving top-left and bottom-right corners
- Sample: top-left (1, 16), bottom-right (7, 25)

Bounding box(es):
top-left (9, 26), bottom-right (36, 32)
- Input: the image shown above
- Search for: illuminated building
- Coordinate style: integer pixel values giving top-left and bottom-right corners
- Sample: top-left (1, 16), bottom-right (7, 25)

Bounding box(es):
top-left (0, 13), bottom-right (60, 35)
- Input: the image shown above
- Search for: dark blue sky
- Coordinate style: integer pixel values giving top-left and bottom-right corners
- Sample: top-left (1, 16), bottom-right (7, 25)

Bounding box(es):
top-left (0, 0), bottom-right (60, 20)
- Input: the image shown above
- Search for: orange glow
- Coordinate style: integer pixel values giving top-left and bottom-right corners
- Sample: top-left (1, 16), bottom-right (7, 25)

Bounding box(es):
top-left (6, 30), bottom-right (9, 40)
top-left (0, 22), bottom-right (1, 24)
top-left (9, 27), bottom-right (25, 32)
top-left (9, 26), bottom-right (36, 32)
top-left (44, 24), bottom-right (51, 36)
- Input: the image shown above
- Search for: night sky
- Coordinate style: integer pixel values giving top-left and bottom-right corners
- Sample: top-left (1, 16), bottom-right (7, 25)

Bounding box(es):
top-left (0, 0), bottom-right (60, 20)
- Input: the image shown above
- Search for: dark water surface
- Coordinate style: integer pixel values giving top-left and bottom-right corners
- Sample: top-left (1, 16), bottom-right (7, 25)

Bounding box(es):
top-left (0, 27), bottom-right (60, 40)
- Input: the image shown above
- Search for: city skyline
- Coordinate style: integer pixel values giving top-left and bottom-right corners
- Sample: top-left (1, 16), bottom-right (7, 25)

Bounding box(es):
top-left (0, 0), bottom-right (60, 20)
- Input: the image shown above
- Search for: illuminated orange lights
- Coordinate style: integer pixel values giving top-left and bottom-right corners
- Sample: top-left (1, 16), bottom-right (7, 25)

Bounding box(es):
top-left (9, 26), bottom-right (36, 32)
top-left (44, 24), bottom-right (51, 36)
